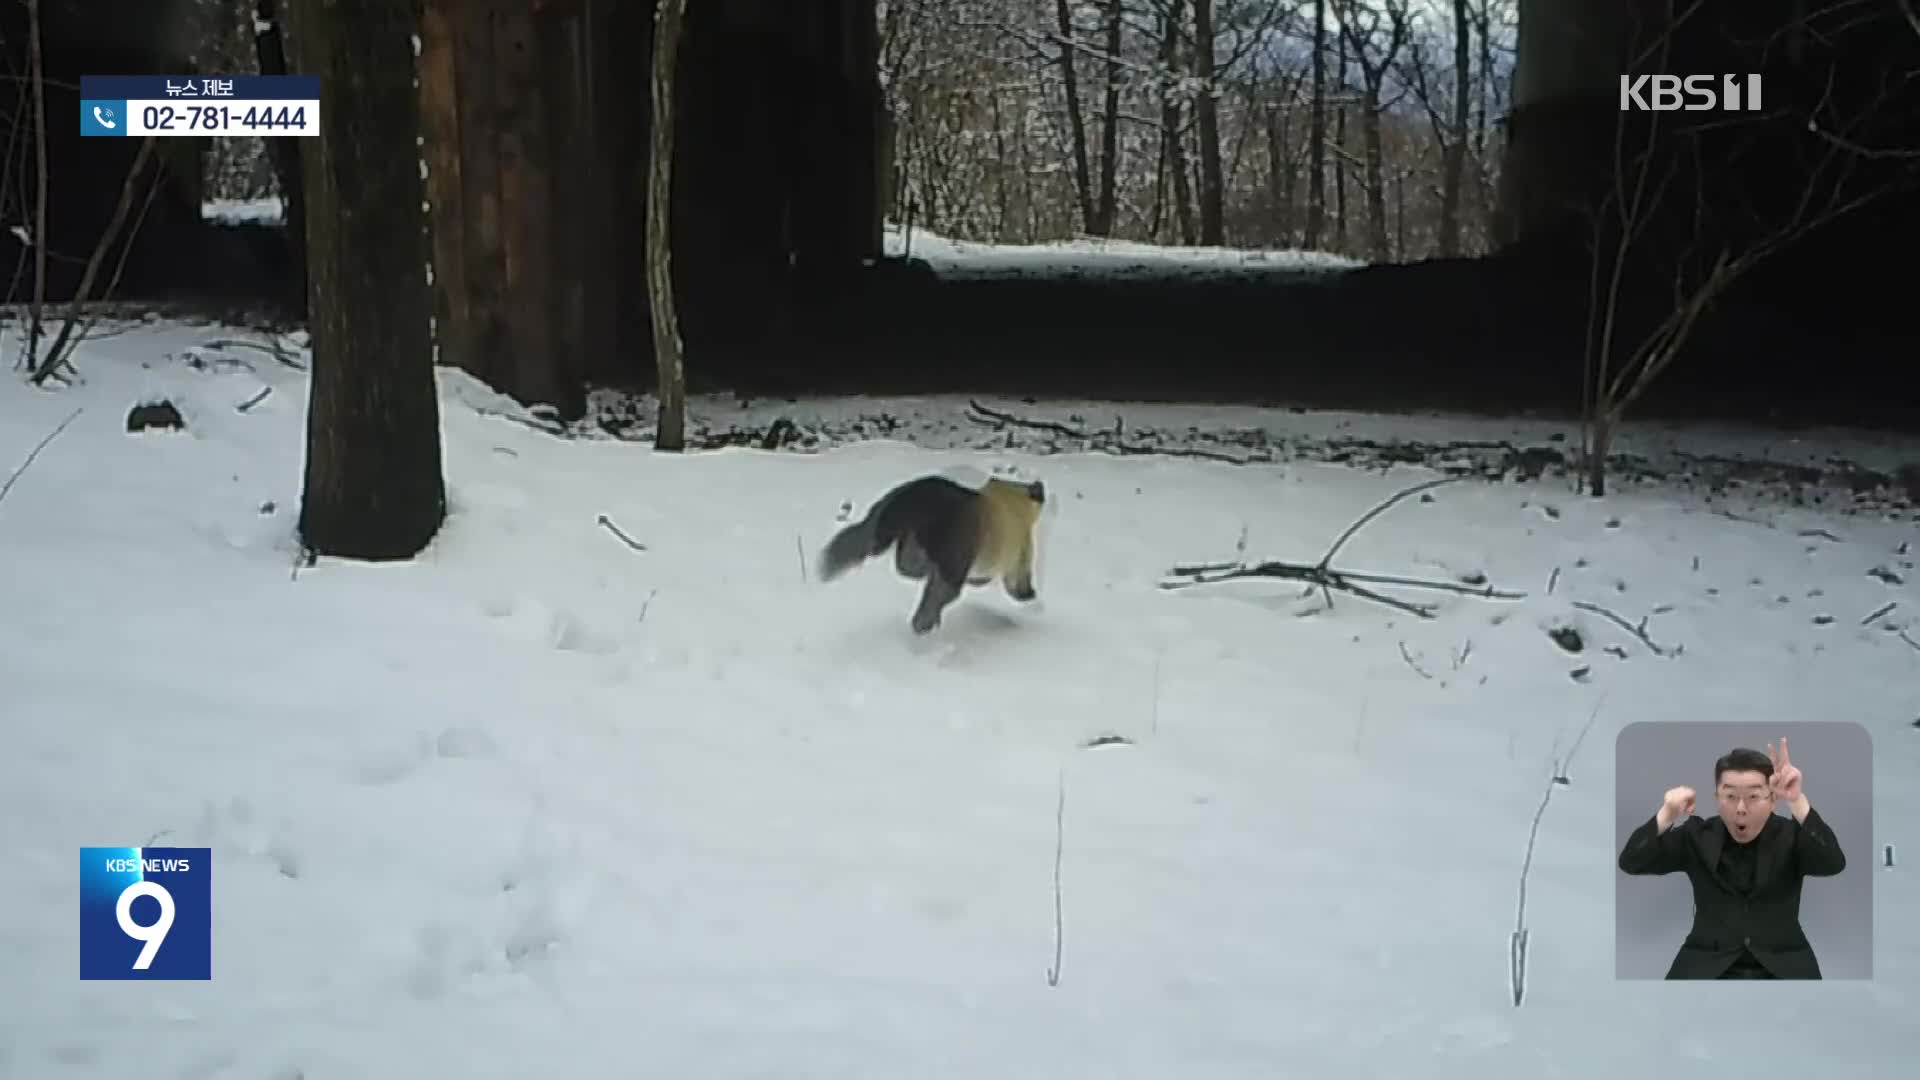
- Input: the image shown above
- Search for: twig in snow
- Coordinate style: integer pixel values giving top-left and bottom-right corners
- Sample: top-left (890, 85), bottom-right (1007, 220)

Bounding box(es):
top-left (235, 386), bottom-right (273, 413)
top-left (795, 534), bottom-right (807, 582)
top-left (965, 399), bottom-right (1258, 465)
top-left (1897, 629), bottom-right (1920, 653)
top-left (478, 406), bottom-right (569, 437)
top-left (1161, 478), bottom-right (1523, 619)
top-left (0, 406), bottom-right (82, 514)
top-left (1509, 929), bottom-right (1530, 1009)
top-left (1046, 769), bottom-right (1065, 987)
top-left (596, 514), bottom-right (647, 553)
top-left (1453, 640), bottom-right (1474, 671)
top-left (1547, 567), bottom-right (1561, 595)
top-left (1150, 651), bottom-right (1162, 736)
top-left (1571, 600), bottom-right (1682, 658)
top-left (1798, 528), bottom-right (1843, 543)
top-left (1511, 697), bottom-right (1606, 1007)
top-left (1861, 601), bottom-right (1897, 627)
top-left (204, 336), bottom-right (306, 371)
top-left (638, 588), bottom-right (658, 623)
top-left (1318, 476), bottom-right (1460, 567)
top-left (1397, 641), bottom-right (1434, 680)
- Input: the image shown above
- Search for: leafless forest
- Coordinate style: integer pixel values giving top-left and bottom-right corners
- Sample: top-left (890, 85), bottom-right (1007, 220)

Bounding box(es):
top-left (187, 0), bottom-right (1518, 264)
top-left (878, 0), bottom-right (1517, 260)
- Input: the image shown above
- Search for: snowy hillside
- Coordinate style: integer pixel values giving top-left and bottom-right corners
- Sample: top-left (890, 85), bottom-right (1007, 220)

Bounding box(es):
top-left (2, 319), bottom-right (1916, 1078)
top-left (201, 198), bottom-right (1362, 281)
top-left (880, 222), bottom-right (1363, 280)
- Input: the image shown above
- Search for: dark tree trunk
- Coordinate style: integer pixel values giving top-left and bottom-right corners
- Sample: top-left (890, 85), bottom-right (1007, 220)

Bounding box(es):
top-left (1093, 0), bottom-right (1123, 236)
top-left (1160, 0), bottom-right (1195, 245)
top-left (648, 0), bottom-right (688, 451)
top-left (1437, 0), bottom-right (1470, 256)
top-left (1053, 0), bottom-right (1094, 233)
top-left (293, 0), bottom-right (445, 560)
top-left (1306, 0), bottom-right (1326, 249)
top-left (1333, 32), bottom-right (1348, 251)
top-left (416, 0), bottom-right (600, 420)
top-left (1191, 0), bottom-right (1224, 245)
top-left (254, 0), bottom-right (306, 318)
top-left (1361, 84), bottom-right (1388, 259)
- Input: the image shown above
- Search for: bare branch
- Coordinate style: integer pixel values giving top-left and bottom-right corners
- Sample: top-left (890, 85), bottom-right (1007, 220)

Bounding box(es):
top-left (0, 406), bottom-right (83, 514)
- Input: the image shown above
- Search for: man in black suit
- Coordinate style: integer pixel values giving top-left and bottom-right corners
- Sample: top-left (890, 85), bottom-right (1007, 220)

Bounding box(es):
top-left (1618, 738), bottom-right (1847, 979)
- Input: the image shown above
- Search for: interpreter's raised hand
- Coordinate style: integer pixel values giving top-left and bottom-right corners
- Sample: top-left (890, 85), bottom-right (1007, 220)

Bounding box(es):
top-left (1658, 785), bottom-right (1696, 828)
top-left (1768, 739), bottom-right (1803, 803)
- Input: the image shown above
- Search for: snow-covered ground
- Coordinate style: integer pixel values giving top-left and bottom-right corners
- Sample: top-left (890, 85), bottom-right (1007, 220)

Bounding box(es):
top-left (203, 197), bottom-right (1360, 280)
top-left (2, 319), bottom-right (1917, 1078)
top-left (882, 221), bottom-right (1363, 280)
top-left (202, 197), bottom-right (284, 226)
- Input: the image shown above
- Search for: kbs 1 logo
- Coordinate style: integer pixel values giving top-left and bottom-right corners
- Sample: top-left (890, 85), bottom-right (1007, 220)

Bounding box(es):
top-left (78, 847), bottom-right (211, 980)
top-left (1619, 74), bottom-right (1763, 112)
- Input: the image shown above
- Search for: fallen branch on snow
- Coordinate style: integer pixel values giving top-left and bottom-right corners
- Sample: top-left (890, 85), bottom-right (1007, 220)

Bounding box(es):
top-left (0, 406), bottom-right (83, 515)
top-left (1860, 600), bottom-right (1897, 627)
top-left (1571, 600), bottom-right (1682, 658)
top-left (1159, 477), bottom-right (1526, 619)
top-left (1046, 769), bottom-right (1066, 988)
top-left (1511, 697), bottom-right (1605, 1007)
top-left (967, 399), bottom-right (1262, 465)
top-left (477, 406), bottom-right (570, 437)
top-left (596, 514), bottom-right (647, 553)
top-left (1397, 642), bottom-right (1434, 680)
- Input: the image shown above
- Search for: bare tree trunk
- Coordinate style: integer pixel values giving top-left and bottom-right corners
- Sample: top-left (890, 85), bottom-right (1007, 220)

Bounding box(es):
top-left (1093, 0), bottom-right (1123, 235)
top-left (1361, 85), bottom-right (1388, 260)
top-left (648, 0), bottom-right (688, 452)
top-left (255, 0), bottom-right (307, 316)
top-left (1475, 0), bottom-right (1493, 155)
top-left (26, 0), bottom-right (47, 367)
top-left (1263, 103), bottom-right (1290, 244)
top-left (1333, 33), bottom-right (1348, 252)
top-left (292, 0), bottom-right (446, 560)
top-left (1306, 0), bottom-right (1327, 249)
top-left (1053, 0), bottom-right (1094, 233)
top-left (1437, 0), bottom-right (1470, 256)
top-left (30, 137), bottom-right (158, 384)
top-left (1191, 0), bottom-right (1224, 244)
top-left (991, 90), bottom-right (1011, 236)
top-left (1395, 163), bottom-right (1406, 253)
top-left (1160, 0), bottom-right (1195, 245)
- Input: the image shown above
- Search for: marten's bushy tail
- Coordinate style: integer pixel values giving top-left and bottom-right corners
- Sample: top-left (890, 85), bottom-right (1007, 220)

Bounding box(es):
top-left (816, 476), bottom-right (975, 583)
top-left (818, 512), bottom-right (883, 581)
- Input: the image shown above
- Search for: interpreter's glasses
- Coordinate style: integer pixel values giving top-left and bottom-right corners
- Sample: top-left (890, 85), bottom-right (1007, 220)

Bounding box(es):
top-left (1718, 789), bottom-right (1773, 807)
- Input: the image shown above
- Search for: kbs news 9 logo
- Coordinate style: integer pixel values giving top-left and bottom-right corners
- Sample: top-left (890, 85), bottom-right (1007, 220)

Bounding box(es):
top-left (78, 847), bottom-right (211, 980)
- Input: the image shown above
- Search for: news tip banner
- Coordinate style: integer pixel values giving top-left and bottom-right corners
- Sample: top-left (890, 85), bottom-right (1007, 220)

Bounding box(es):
top-left (80, 74), bottom-right (319, 138)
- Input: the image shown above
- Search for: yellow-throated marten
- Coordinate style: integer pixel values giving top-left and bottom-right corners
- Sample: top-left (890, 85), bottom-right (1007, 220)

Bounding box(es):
top-left (818, 474), bottom-right (1045, 634)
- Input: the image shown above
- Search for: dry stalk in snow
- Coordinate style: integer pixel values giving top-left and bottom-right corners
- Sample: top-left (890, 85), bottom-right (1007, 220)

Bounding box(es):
top-left (1161, 477), bottom-right (1526, 619)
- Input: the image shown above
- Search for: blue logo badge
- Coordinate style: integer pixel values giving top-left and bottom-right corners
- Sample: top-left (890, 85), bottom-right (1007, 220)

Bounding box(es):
top-left (79, 846), bottom-right (211, 980)
top-left (80, 100), bottom-right (126, 136)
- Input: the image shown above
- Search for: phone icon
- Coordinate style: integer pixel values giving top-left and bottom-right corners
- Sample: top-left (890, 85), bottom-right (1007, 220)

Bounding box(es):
top-left (93, 105), bottom-right (116, 129)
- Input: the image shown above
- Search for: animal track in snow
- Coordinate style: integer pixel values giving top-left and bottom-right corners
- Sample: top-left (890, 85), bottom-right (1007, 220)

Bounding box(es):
top-left (196, 796), bottom-right (301, 879)
top-left (356, 725), bottom-right (498, 786)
